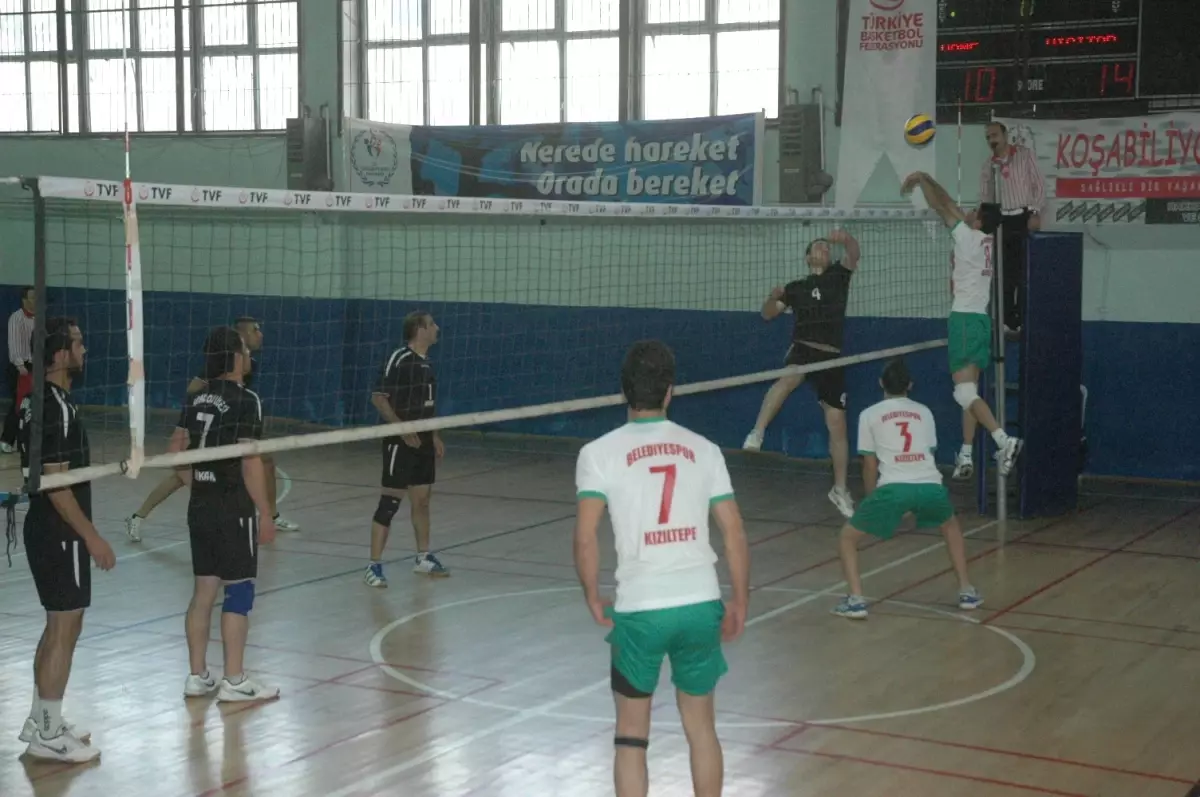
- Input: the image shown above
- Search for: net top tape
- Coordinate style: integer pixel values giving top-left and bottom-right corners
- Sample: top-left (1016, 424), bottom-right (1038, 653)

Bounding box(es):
top-left (27, 176), bottom-right (939, 222)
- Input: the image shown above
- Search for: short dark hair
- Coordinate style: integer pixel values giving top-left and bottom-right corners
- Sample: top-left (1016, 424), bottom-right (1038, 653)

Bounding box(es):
top-left (805, 238), bottom-right (830, 257)
top-left (881, 357), bottom-right (912, 396)
top-left (233, 316), bottom-right (259, 329)
top-left (621, 340), bottom-right (675, 411)
top-left (986, 121), bottom-right (1008, 135)
top-left (203, 326), bottom-right (245, 379)
top-left (41, 316), bottom-right (77, 366)
top-left (20, 286), bottom-right (34, 302)
top-left (403, 311), bottom-right (431, 343)
top-left (977, 202), bottom-right (1003, 236)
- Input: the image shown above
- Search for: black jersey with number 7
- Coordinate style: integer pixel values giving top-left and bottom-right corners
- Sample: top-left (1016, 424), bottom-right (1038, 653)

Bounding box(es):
top-left (177, 378), bottom-right (264, 495)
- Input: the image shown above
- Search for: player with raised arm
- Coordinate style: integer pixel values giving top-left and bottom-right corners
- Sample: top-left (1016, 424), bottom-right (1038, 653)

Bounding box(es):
top-left (833, 358), bottom-right (982, 619)
top-left (575, 340), bottom-right (750, 797)
top-left (124, 317), bottom-right (298, 542)
top-left (901, 171), bottom-right (1023, 478)
top-left (18, 317), bottom-right (115, 762)
top-left (173, 327), bottom-right (278, 702)
top-left (365, 311), bottom-right (446, 587)
top-left (744, 229), bottom-right (861, 519)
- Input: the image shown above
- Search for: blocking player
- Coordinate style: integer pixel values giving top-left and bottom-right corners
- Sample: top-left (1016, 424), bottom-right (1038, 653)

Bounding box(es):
top-left (833, 357), bottom-right (982, 619)
top-left (172, 326), bottom-right (278, 702)
top-left (574, 339), bottom-right (750, 797)
top-left (18, 317), bottom-right (115, 762)
top-left (365, 311), bottom-right (446, 587)
top-left (124, 317), bottom-right (298, 542)
top-left (901, 171), bottom-right (1023, 478)
top-left (745, 229), bottom-right (861, 519)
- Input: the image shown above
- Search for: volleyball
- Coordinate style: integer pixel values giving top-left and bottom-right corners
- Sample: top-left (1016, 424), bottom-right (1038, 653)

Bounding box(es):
top-left (904, 114), bottom-right (935, 146)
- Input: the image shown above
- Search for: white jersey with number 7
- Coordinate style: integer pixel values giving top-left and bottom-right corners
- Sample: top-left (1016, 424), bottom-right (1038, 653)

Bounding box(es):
top-left (575, 418), bottom-right (735, 614)
top-left (856, 397), bottom-right (943, 487)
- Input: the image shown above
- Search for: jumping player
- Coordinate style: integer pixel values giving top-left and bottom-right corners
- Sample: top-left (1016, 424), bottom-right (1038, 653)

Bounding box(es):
top-left (125, 317), bottom-right (298, 541)
top-left (745, 229), bottom-right (860, 519)
top-left (18, 317), bottom-right (115, 762)
top-left (172, 326), bottom-right (278, 702)
top-left (833, 358), bottom-right (982, 619)
top-left (900, 171), bottom-right (1023, 478)
top-left (574, 339), bottom-right (750, 797)
top-left (365, 311), bottom-right (446, 587)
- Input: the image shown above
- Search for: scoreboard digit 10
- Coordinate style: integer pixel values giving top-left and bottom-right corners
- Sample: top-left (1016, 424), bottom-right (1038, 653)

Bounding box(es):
top-left (936, 0), bottom-right (1143, 121)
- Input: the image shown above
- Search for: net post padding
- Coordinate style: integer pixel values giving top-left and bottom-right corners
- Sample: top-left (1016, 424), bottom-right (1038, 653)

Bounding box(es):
top-left (38, 340), bottom-right (945, 490)
top-left (31, 174), bottom-right (948, 493)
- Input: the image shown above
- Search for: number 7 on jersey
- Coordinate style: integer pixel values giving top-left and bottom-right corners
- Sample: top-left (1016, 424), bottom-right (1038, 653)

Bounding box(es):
top-left (648, 464), bottom-right (676, 525)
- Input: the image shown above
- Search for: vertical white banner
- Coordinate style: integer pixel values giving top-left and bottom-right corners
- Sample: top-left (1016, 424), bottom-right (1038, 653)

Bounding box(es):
top-left (344, 118), bottom-right (415, 195)
top-left (835, 0), bottom-right (938, 209)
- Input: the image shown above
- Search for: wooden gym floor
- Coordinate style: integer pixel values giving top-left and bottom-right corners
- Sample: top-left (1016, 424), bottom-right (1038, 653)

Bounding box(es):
top-left (1, 429), bottom-right (1198, 797)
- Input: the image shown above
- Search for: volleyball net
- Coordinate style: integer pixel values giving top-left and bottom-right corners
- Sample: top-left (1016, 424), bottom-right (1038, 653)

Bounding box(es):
top-left (8, 176), bottom-right (952, 491)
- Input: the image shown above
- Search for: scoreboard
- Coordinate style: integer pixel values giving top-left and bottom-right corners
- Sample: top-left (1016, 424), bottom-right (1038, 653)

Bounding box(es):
top-left (933, 0), bottom-right (1200, 122)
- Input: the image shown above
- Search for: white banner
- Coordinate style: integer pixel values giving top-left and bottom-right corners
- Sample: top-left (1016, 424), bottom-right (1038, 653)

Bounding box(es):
top-left (835, 0), bottom-right (937, 210)
top-left (344, 118), bottom-right (415, 195)
top-left (996, 112), bottom-right (1200, 225)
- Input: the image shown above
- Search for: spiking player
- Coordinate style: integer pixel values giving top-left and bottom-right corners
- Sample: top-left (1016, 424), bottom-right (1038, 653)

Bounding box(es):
top-left (18, 318), bottom-right (115, 762)
top-left (365, 311), bottom-right (446, 586)
top-left (125, 317), bottom-right (298, 542)
top-left (901, 171), bottom-right (1023, 478)
top-left (574, 340), bottom-right (750, 797)
top-left (745, 229), bottom-right (861, 519)
top-left (172, 327), bottom-right (278, 702)
top-left (833, 358), bottom-right (982, 619)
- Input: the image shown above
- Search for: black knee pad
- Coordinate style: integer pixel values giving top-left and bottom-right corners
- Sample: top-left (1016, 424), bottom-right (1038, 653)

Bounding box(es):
top-left (373, 495), bottom-right (402, 527)
top-left (615, 736), bottom-right (649, 750)
top-left (611, 666), bottom-right (653, 699)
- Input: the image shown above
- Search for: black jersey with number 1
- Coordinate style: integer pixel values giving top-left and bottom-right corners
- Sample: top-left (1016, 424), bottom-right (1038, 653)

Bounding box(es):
top-left (18, 383), bottom-right (92, 540)
top-left (375, 346), bottom-right (437, 441)
top-left (783, 260), bottom-right (853, 349)
top-left (177, 378), bottom-right (264, 504)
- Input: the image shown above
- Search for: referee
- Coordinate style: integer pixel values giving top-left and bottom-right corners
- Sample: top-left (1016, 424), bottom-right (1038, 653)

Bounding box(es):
top-left (2, 286), bottom-right (35, 452)
top-left (979, 122), bottom-right (1046, 336)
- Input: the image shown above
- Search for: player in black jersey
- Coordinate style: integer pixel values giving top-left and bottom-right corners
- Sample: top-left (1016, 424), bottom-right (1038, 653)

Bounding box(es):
top-left (745, 229), bottom-right (861, 519)
top-left (18, 317), bottom-right (114, 762)
top-left (365, 310), bottom-right (446, 586)
top-left (170, 326), bottom-right (279, 703)
top-left (124, 317), bottom-right (298, 541)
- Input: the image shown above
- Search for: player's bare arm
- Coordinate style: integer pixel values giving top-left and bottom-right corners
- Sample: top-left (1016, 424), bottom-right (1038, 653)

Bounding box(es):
top-left (43, 462), bottom-right (115, 570)
top-left (167, 426), bottom-right (192, 486)
top-left (761, 286), bottom-right (786, 320)
top-left (187, 376), bottom-right (207, 394)
top-left (573, 496), bottom-right (612, 628)
top-left (372, 390), bottom-right (420, 449)
top-left (711, 498), bottom-right (749, 641)
top-left (901, 171), bottom-right (964, 228)
top-left (828, 229), bottom-right (861, 271)
top-left (240, 448), bottom-right (276, 544)
top-left (861, 453), bottom-right (879, 496)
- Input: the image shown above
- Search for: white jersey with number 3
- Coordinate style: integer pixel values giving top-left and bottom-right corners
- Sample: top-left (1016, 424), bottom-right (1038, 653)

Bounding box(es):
top-left (857, 397), bottom-right (942, 487)
top-left (575, 418), bottom-right (734, 613)
top-left (950, 220), bottom-right (994, 315)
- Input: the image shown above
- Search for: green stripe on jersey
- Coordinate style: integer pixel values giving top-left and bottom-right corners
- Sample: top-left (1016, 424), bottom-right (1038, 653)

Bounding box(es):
top-left (709, 493), bottom-right (735, 505)
top-left (577, 490), bottom-right (606, 501)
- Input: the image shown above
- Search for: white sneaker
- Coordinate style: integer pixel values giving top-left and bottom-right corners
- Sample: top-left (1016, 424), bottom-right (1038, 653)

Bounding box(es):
top-left (952, 452), bottom-right (974, 480)
top-left (998, 437), bottom-right (1024, 476)
top-left (742, 429), bottom-right (763, 451)
top-left (217, 675), bottom-right (280, 703)
top-left (0, 442), bottom-right (14, 454)
top-left (828, 486), bottom-right (855, 519)
top-left (24, 728), bottom-right (99, 763)
top-left (184, 672), bottom-right (218, 698)
top-left (19, 716), bottom-right (89, 744)
top-left (125, 514), bottom-right (142, 543)
top-left (273, 515), bottom-right (300, 532)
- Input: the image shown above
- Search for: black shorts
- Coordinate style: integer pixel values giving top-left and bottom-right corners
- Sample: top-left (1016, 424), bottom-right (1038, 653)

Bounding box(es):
top-left (24, 524), bottom-right (91, 612)
top-left (786, 343), bottom-right (847, 410)
top-left (382, 436), bottom-right (436, 490)
top-left (188, 506), bottom-right (259, 582)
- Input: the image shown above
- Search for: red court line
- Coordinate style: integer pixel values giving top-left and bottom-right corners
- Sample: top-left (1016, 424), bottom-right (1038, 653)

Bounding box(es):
top-left (748, 523), bottom-right (805, 548)
top-left (984, 504), bottom-right (1200, 626)
top-left (1012, 537), bottom-right (1200, 562)
top-left (1007, 609), bottom-right (1200, 637)
top-left (751, 535), bottom-right (888, 592)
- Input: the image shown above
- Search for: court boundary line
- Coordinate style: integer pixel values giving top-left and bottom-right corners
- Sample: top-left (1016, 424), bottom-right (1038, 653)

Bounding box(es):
top-left (332, 518), bottom-right (1000, 794)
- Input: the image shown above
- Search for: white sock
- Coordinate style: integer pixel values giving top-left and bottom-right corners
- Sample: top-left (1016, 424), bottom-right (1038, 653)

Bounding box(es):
top-left (193, 669), bottom-right (210, 680)
top-left (39, 699), bottom-right (63, 737)
top-left (29, 687), bottom-right (40, 721)
top-left (225, 673), bottom-right (246, 685)
top-left (959, 443), bottom-right (973, 457)
top-left (991, 429), bottom-right (1010, 447)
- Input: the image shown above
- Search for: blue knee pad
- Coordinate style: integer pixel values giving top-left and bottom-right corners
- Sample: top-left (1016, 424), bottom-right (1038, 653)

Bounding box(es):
top-left (222, 580), bottom-right (255, 616)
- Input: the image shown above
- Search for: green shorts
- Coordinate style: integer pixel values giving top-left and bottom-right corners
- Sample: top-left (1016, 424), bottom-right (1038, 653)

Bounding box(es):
top-left (947, 311), bottom-right (991, 373)
top-left (849, 483), bottom-right (955, 539)
top-left (605, 600), bottom-right (727, 697)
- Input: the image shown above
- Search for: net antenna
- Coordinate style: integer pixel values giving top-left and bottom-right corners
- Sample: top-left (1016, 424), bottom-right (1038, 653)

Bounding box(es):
top-left (26, 179), bottom-right (953, 491)
top-left (121, 0), bottom-right (147, 480)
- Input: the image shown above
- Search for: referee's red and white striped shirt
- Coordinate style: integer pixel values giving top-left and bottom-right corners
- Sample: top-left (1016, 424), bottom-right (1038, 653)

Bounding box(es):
top-left (7, 307), bottom-right (34, 368)
top-left (979, 144), bottom-right (1046, 215)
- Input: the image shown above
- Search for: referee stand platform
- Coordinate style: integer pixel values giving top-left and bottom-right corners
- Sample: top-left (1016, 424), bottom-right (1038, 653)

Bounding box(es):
top-left (975, 230), bottom-right (1084, 521)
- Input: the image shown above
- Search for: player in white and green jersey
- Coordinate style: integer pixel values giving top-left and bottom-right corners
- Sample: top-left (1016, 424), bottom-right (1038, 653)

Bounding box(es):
top-left (833, 358), bottom-right (982, 620)
top-left (901, 170), bottom-right (1023, 480)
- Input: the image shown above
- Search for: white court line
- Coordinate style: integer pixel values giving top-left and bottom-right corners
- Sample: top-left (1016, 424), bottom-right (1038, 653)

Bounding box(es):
top-left (332, 519), bottom-right (999, 795)
top-left (276, 466), bottom-right (292, 504)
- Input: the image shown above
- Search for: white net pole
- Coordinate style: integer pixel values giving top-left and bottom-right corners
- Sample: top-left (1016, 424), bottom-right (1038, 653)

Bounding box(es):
top-left (121, 0), bottom-right (147, 479)
top-left (992, 161), bottom-right (1008, 528)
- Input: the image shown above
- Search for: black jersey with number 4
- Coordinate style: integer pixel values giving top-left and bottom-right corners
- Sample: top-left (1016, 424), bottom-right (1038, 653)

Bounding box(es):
top-left (18, 383), bottom-right (92, 539)
top-left (376, 346), bottom-right (437, 439)
top-left (177, 378), bottom-right (264, 500)
top-left (783, 261), bottom-right (854, 349)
